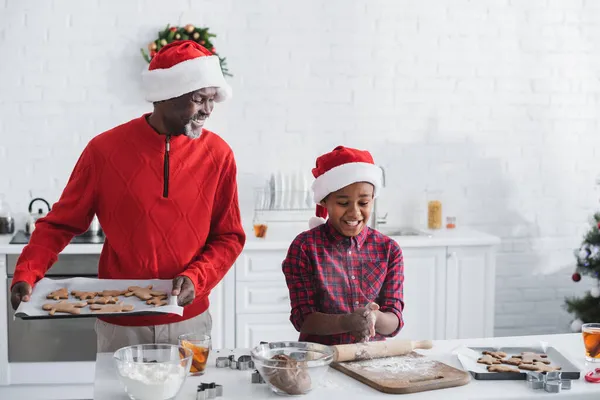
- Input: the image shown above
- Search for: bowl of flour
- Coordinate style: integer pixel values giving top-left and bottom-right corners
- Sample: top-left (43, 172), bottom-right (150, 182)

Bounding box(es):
top-left (113, 344), bottom-right (193, 400)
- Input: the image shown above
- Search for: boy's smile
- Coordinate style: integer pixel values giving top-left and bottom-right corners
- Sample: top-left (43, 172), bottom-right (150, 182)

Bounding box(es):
top-left (321, 182), bottom-right (374, 237)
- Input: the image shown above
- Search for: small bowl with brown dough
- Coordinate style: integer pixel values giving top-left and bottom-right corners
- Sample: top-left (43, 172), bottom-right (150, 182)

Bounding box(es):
top-left (251, 342), bottom-right (334, 396)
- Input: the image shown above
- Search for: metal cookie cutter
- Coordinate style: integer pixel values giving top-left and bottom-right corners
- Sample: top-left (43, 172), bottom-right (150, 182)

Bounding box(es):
top-left (197, 383), bottom-right (223, 400)
top-left (252, 369), bottom-right (266, 384)
top-left (215, 356), bottom-right (230, 368)
top-left (526, 372), bottom-right (544, 390)
top-left (237, 355), bottom-right (254, 370)
top-left (526, 371), bottom-right (572, 393)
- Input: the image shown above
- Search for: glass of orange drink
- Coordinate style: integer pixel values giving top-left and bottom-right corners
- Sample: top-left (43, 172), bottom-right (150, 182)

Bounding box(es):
top-left (582, 323), bottom-right (600, 363)
top-left (178, 333), bottom-right (211, 375)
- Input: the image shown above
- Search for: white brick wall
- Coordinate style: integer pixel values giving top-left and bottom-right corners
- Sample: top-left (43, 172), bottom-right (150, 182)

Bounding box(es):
top-left (1, 0), bottom-right (599, 336)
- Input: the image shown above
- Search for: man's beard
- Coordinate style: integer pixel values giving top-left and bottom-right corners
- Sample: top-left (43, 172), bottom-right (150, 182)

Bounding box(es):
top-left (184, 122), bottom-right (201, 139)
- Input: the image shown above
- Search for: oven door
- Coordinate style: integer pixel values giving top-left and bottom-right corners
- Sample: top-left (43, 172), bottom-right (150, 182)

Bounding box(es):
top-left (6, 254), bottom-right (100, 363)
top-left (6, 276), bottom-right (98, 362)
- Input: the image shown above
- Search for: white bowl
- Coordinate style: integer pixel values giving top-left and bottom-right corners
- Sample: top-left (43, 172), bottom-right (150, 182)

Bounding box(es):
top-left (113, 344), bottom-right (193, 400)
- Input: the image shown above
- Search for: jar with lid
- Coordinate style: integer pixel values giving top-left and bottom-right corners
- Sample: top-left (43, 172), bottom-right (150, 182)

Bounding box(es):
top-left (0, 195), bottom-right (15, 234)
top-left (426, 190), bottom-right (443, 230)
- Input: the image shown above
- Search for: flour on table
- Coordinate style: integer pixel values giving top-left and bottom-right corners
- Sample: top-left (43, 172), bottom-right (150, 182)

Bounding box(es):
top-left (116, 362), bottom-right (186, 400)
top-left (346, 353), bottom-right (439, 379)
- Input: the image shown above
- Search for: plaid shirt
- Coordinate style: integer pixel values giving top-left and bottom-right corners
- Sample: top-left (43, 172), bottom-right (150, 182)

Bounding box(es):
top-left (282, 221), bottom-right (404, 345)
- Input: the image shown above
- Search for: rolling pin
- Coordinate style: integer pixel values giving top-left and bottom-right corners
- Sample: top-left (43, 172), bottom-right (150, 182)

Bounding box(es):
top-left (330, 340), bottom-right (433, 363)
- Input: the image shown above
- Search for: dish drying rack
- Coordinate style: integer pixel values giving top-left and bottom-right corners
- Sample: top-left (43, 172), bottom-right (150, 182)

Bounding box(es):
top-left (253, 188), bottom-right (314, 223)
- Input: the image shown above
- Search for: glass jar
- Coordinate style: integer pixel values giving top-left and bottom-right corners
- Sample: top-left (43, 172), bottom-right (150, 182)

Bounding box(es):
top-left (426, 191), bottom-right (443, 230)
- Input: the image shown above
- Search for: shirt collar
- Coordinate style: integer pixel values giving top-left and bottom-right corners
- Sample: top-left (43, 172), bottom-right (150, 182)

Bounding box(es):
top-left (137, 113), bottom-right (195, 152)
top-left (324, 220), bottom-right (369, 250)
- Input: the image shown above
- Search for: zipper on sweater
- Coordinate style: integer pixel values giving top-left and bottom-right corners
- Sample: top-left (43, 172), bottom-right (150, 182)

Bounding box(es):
top-left (163, 135), bottom-right (170, 198)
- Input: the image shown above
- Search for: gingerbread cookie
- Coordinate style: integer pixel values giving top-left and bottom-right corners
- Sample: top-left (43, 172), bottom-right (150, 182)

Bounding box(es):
top-left (514, 352), bottom-right (550, 365)
top-left (146, 297), bottom-right (168, 307)
top-left (477, 354), bottom-right (501, 365)
top-left (503, 357), bottom-right (523, 366)
top-left (519, 362), bottom-right (561, 373)
top-left (87, 296), bottom-right (120, 305)
top-left (42, 300), bottom-right (87, 315)
top-left (46, 288), bottom-right (69, 300)
top-left (71, 290), bottom-right (97, 300)
top-left (89, 303), bottom-right (134, 313)
top-left (488, 365), bottom-right (520, 373)
top-left (125, 285), bottom-right (168, 301)
top-left (483, 351), bottom-right (507, 359)
top-left (99, 289), bottom-right (128, 297)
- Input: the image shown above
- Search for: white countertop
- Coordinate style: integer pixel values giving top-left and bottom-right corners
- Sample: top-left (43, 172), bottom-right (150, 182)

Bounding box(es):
top-left (94, 333), bottom-right (599, 400)
top-left (0, 227), bottom-right (500, 255)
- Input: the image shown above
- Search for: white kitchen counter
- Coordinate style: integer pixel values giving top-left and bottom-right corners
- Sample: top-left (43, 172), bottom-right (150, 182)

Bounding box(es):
top-left (0, 227), bottom-right (500, 255)
top-left (93, 333), bottom-right (600, 400)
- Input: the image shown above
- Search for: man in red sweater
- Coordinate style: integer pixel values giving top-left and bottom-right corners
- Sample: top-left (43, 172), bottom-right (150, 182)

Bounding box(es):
top-left (9, 40), bottom-right (246, 352)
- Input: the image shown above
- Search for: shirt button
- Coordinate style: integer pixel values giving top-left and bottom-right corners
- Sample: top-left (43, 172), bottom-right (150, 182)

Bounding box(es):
top-left (355, 301), bottom-right (359, 305)
top-left (351, 275), bottom-right (356, 280)
top-left (348, 251), bottom-right (352, 255)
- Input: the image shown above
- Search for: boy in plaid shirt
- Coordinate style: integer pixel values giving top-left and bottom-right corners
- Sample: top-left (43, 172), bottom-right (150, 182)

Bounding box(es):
top-left (282, 146), bottom-right (404, 345)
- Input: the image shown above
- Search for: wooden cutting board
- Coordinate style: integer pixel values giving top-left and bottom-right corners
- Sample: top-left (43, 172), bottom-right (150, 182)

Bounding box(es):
top-left (331, 351), bottom-right (471, 394)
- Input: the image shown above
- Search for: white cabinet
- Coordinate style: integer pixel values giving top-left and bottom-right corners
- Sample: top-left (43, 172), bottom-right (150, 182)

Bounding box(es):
top-left (394, 247), bottom-right (447, 341)
top-left (445, 245), bottom-right (496, 340)
top-left (235, 314), bottom-right (299, 348)
top-left (234, 249), bottom-right (299, 348)
top-left (208, 268), bottom-right (236, 349)
top-left (231, 239), bottom-right (498, 347)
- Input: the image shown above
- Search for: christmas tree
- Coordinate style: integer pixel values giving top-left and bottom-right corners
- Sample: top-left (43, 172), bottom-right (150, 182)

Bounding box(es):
top-left (564, 212), bottom-right (600, 331)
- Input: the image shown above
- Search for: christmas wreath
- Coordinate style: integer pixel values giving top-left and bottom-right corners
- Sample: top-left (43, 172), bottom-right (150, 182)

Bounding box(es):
top-left (141, 24), bottom-right (231, 77)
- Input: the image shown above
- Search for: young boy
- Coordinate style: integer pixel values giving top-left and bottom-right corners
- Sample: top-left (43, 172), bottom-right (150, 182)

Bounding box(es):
top-left (282, 146), bottom-right (404, 345)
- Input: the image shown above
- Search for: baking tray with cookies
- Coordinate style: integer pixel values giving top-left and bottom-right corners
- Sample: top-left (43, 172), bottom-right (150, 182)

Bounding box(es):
top-left (454, 346), bottom-right (581, 381)
top-left (13, 277), bottom-right (184, 320)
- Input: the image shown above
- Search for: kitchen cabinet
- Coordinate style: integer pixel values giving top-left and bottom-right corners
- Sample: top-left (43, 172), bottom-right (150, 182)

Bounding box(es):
top-left (393, 247), bottom-right (447, 341)
top-left (233, 239), bottom-right (498, 348)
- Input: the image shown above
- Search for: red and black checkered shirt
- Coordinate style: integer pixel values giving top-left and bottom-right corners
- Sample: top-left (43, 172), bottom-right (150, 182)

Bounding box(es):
top-left (282, 221), bottom-right (404, 345)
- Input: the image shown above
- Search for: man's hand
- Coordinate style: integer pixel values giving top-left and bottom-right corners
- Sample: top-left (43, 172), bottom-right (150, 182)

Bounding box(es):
top-left (11, 281), bottom-right (32, 310)
top-left (172, 276), bottom-right (195, 306)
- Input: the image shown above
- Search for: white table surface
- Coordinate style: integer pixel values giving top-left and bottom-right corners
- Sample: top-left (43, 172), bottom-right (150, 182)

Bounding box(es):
top-left (94, 333), bottom-right (600, 400)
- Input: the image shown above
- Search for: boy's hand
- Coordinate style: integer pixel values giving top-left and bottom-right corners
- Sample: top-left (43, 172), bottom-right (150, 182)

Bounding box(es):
top-left (342, 302), bottom-right (380, 341)
top-left (364, 302), bottom-right (379, 338)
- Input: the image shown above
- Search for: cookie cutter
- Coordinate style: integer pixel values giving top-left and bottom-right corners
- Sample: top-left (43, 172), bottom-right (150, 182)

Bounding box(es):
top-left (526, 371), bottom-right (572, 393)
top-left (197, 383), bottom-right (223, 400)
top-left (237, 355), bottom-right (254, 370)
top-left (585, 367), bottom-right (600, 383)
top-left (251, 369), bottom-right (266, 384)
top-left (215, 356), bottom-right (230, 368)
top-left (229, 360), bottom-right (238, 370)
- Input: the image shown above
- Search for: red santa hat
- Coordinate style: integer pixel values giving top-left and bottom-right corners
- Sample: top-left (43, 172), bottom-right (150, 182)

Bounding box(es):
top-left (309, 146), bottom-right (383, 229)
top-left (142, 40), bottom-right (232, 103)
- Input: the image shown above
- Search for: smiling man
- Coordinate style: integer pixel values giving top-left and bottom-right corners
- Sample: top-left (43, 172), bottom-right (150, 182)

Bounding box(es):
top-left (10, 40), bottom-right (245, 352)
top-left (281, 146), bottom-right (404, 345)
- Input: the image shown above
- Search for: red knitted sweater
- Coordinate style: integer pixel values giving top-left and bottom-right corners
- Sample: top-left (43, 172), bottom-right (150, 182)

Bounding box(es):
top-left (11, 114), bottom-right (246, 326)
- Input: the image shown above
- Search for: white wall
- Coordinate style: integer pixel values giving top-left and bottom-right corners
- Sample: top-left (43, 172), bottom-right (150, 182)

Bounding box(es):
top-left (1, 0), bottom-right (599, 336)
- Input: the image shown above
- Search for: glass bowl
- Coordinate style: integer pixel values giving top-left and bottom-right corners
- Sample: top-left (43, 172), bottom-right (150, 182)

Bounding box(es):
top-left (251, 341), bottom-right (334, 396)
top-left (113, 344), bottom-right (193, 400)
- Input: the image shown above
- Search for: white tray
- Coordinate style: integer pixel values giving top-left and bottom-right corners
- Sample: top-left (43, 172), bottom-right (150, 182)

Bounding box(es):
top-left (14, 277), bottom-right (184, 319)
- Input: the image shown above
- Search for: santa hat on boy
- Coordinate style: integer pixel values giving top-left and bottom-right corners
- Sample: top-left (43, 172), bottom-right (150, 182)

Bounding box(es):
top-left (142, 40), bottom-right (232, 103)
top-left (309, 146), bottom-right (383, 229)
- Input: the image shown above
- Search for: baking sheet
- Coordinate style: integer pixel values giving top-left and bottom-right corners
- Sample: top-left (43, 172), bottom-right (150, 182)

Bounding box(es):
top-left (14, 277), bottom-right (184, 319)
top-left (453, 345), bottom-right (581, 380)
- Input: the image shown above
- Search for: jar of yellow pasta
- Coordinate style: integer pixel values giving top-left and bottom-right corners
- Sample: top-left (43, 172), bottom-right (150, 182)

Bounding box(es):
top-left (426, 191), bottom-right (443, 230)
